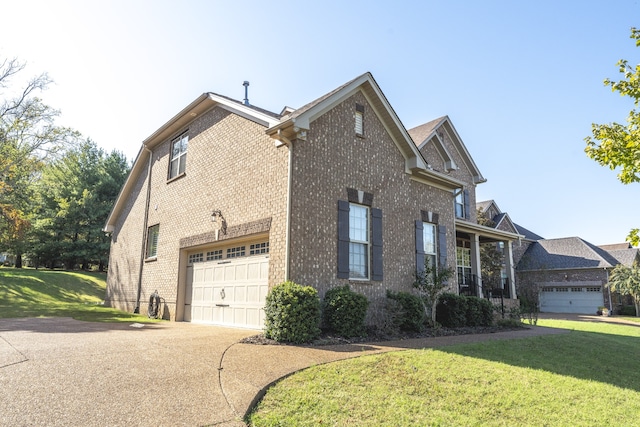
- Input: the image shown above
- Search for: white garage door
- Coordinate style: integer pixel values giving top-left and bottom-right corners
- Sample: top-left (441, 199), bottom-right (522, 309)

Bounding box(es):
top-left (186, 255), bottom-right (269, 329)
top-left (539, 284), bottom-right (603, 314)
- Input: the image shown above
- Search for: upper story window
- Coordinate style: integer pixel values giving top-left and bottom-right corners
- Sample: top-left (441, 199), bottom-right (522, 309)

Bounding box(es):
top-left (169, 132), bottom-right (188, 179)
top-left (146, 224), bottom-right (159, 259)
top-left (355, 103), bottom-right (364, 136)
top-left (423, 222), bottom-right (437, 270)
top-left (455, 189), bottom-right (470, 219)
top-left (349, 203), bottom-right (369, 279)
top-left (455, 190), bottom-right (465, 218)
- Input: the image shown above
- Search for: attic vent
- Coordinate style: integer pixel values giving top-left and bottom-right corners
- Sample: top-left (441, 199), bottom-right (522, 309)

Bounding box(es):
top-left (243, 81), bottom-right (250, 106)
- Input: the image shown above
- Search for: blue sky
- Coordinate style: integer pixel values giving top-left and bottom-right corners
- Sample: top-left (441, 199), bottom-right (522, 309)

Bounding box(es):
top-left (2, 0), bottom-right (639, 245)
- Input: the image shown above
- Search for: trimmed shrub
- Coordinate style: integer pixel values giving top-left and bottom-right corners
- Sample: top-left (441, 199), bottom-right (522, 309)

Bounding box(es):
top-left (386, 290), bottom-right (426, 332)
top-left (466, 296), bottom-right (495, 326)
top-left (436, 293), bottom-right (468, 328)
top-left (264, 281), bottom-right (321, 344)
top-left (621, 305), bottom-right (637, 316)
top-left (322, 285), bottom-right (369, 338)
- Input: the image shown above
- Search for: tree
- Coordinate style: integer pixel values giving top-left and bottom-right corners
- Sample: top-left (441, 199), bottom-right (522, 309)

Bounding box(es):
top-left (0, 57), bottom-right (80, 266)
top-left (585, 27), bottom-right (640, 246)
top-left (30, 140), bottom-right (129, 270)
top-left (413, 264), bottom-right (454, 326)
top-left (607, 263), bottom-right (640, 316)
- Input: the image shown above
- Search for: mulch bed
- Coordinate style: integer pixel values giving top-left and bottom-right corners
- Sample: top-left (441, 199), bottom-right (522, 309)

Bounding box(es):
top-left (239, 323), bottom-right (529, 347)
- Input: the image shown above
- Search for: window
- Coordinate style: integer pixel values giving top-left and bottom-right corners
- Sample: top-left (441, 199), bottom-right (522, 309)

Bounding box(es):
top-left (571, 287), bottom-right (583, 292)
top-left (206, 250), bottom-right (222, 261)
top-left (188, 253), bottom-right (204, 264)
top-left (587, 287), bottom-right (601, 292)
top-left (423, 222), bottom-right (437, 270)
top-left (456, 240), bottom-right (472, 284)
top-left (455, 190), bottom-right (466, 218)
top-left (146, 224), bottom-right (159, 258)
top-left (250, 242), bottom-right (269, 255)
top-left (355, 104), bottom-right (364, 136)
top-left (227, 246), bottom-right (246, 258)
top-left (337, 199), bottom-right (382, 281)
top-left (169, 132), bottom-right (188, 179)
top-left (349, 204), bottom-right (369, 279)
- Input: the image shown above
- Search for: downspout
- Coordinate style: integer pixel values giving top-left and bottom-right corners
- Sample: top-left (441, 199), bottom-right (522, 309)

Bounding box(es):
top-left (278, 129), bottom-right (293, 282)
top-left (135, 145), bottom-right (153, 313)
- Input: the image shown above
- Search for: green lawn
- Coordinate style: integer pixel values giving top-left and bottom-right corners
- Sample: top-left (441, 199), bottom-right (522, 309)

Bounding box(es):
top-left (248, 320), bottom-right (640, 426)
top-left (0, 267), bottom-right (156, 323)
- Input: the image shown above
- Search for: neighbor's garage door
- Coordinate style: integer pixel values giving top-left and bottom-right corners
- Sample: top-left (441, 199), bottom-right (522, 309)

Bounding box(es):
top-left (539, 285), bottom-right (603, 314)
top-left (186, 254), bottom-right (269, 329)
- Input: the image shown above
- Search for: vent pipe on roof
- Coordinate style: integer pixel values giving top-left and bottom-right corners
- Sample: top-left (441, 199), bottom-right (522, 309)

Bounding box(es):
top-left (243, 81), bottom-right (250, 105)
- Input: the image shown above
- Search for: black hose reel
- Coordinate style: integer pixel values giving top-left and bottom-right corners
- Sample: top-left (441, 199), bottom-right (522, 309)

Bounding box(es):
top-left (148, 290), bottom-right (161, 319)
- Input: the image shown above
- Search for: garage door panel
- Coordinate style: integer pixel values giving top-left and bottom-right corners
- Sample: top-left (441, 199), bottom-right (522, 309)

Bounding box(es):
top-left (188, 255), bottom-right (268, 329)
top-left (540, 283), bottom-right (603, 314)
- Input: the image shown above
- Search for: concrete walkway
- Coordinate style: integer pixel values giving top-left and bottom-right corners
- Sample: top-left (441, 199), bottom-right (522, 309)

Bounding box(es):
top-left (0, 317), bottom-right (572, 427)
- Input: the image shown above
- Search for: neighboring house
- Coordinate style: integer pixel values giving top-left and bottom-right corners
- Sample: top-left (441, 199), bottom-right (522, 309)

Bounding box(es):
top-left (479, 198), bottom-right (640, 315)
top-left (104, 72), bottom-right (522, 329)
top-left (516, 237), bottom-right (623, 314)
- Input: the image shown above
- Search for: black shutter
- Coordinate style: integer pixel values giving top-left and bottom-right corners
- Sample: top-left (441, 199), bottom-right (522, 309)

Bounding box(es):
top-left (463, 189), bottom-right (470, 220)
top-left (371, 208), bottom-right (383, 281)
top-left (415, 220), bottom-right (425, 275)
top-left (438, 225), bottom-right (448, 269)
top-left (337, 200), bottom-right (350, 279)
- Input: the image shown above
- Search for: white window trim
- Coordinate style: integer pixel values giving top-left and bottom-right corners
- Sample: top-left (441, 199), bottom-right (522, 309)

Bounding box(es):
top-left (423, 222), bottom-right (437, 271)
top-left (146, 224), bottom-right (159, 259)
top-left (349, 203), bottom-right (370, 280)
top-left (455, 190), bottom-right (465, 219)
top-left (169, 133), bottom-right (188, 179)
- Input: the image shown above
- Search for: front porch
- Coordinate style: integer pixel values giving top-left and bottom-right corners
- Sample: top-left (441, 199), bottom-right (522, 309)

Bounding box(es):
top-left (455, 220), bottom-right (523, 302)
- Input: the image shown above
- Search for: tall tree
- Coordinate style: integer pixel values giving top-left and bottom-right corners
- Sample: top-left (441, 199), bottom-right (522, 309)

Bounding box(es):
top-left (0, 57), bottom-right (80, 266)
top-left (585, 28), bottom-right (640, 246)
top-left (31, 140), bottom-right (128, 270)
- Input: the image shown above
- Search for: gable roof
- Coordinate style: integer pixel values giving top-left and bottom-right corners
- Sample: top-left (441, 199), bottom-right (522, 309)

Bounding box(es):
top-left (104, 93), bottom-right (281, 232)
top-left (408, 116), bottom-right (486, 184)
top-left (607, 248), bottom-right (640, 267)
top-left (266, 72), bottom-right (464, 191)
top-left (518, 237), bottom-right (620, 271)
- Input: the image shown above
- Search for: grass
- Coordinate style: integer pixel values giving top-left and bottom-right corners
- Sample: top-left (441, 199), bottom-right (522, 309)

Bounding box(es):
top-left (0, 267), bottom-right (156, 323)
top-left (248, 320), bottom-right (640, 426)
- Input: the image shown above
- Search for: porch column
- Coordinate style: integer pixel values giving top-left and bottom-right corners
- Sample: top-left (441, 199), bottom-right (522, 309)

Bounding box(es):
top-left (470, 233), bottom-right (482, 295)
top-left (505, 240), bottom-right (516, 298)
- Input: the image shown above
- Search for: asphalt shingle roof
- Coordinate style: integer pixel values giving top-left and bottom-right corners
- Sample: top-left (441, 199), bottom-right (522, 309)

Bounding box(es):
top-left (514, 223), bottom-right (544, 241)
top-left (607, 248), bottom-right (640, 267)
top-left (519, 237), bottom-right (619, 270)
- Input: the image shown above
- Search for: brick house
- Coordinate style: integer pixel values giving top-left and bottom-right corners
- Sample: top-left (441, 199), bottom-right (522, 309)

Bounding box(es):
top-left (104, 72), bottom-right (522, 329)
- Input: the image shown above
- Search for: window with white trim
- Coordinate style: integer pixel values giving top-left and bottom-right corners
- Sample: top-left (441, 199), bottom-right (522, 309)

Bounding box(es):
top-left (423, 222), bottom-right (437, 271)
top-left (206, 250), bottom-right (222, 261)
top-left (455, 190), bottom-right (465, 219)
top-left (146, 224), bottom-right (159, 258)
top-left (250, 242), bottom-right (269, 255)
top-left (188, 253), bottom-right (204, 264)
top-left (349, 203), bottom-right (369, 279)
top-left (169, 132), bottom-right (188, 179)
top-left (227, 246), bottom-right (246, 258)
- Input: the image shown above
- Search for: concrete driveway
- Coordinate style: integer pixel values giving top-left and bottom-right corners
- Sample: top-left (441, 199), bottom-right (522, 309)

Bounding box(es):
top-left (0, 318), bottom-right (254, 427)
top-left (0, 317), bottom-right (571, 427)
